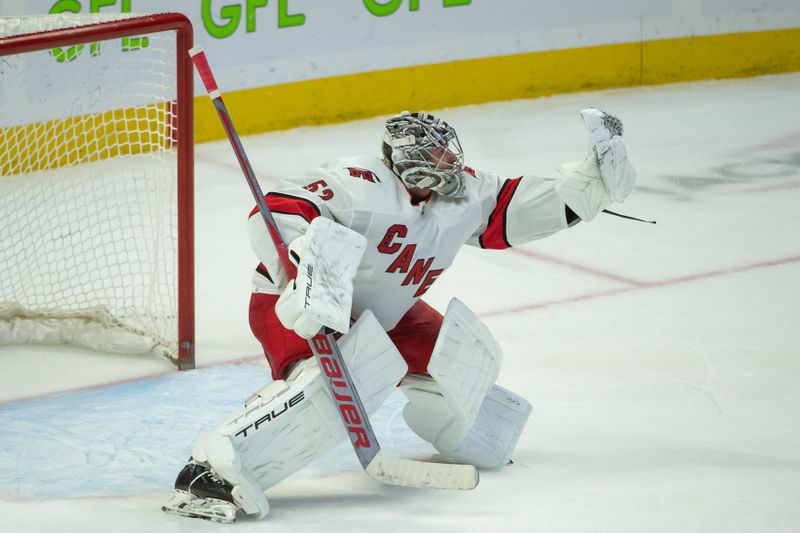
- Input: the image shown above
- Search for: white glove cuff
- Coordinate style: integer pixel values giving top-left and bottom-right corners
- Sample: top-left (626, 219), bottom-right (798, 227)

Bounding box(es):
top-left (554, 149), bottom-right (611, 222)
top-left (274, 281), bottom-right (322, 338)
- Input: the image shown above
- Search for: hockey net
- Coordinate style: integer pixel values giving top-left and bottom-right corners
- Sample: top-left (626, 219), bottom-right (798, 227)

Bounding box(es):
top-left (0, 13), bottom-right (195, 369)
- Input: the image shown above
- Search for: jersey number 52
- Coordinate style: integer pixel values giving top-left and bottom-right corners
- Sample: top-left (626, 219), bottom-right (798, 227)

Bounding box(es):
top-left (304, 180), bottom-right (334, 201)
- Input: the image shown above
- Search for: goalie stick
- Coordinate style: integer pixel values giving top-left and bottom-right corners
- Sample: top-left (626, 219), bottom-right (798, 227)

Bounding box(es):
top-left (189, 47), bottom-right (478, 492)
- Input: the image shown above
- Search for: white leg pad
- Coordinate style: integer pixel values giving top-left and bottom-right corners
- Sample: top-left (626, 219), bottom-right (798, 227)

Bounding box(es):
top-left (400, 298), bottom-right (530, 468)
top-left (192, 310), bottom-right (407, 516)
top-left (444, 384), bottom-right (531, 468)
top-left (402, 377), bottom-right (531, 468)
top-left (414, 298), bottom-right (502, 450)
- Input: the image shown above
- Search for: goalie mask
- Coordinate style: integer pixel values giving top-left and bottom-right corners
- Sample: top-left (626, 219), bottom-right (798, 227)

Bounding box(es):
top-left (381, 111), bottom-right (466, 198)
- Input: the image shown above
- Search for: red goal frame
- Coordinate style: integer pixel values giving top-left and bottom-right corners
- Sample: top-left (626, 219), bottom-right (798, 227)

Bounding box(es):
top-left (0, 13), bottom-right (195, 369)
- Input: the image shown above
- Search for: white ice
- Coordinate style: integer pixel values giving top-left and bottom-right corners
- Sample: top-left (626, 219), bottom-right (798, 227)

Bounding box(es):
top-left (1, 73), bottom-right (799, 533)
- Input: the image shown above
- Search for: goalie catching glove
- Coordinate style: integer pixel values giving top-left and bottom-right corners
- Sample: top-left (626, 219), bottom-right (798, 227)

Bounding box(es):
top-left (275, 216), bottom-right (367, 338)
top-left (555, 108), bottom-right (636, 221)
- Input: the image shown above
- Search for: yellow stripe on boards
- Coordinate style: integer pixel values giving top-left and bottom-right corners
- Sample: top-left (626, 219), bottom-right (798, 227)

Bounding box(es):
top-left (643, 27), bottom-right (800, 83)
top-left (193, 41), bottom-right (640, 142)
top-left (194, 27), bottom-right (800, 143)
top-left (1, 103), bottom-right (174, 176)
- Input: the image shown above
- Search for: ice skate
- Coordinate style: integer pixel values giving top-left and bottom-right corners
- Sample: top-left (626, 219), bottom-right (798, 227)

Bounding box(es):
top-left (161, 459), bottom-right (239, 524)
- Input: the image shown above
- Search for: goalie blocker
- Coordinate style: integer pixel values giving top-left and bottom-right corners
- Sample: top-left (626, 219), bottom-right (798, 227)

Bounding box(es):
top-left (163, 299), bottom-right (530, 523)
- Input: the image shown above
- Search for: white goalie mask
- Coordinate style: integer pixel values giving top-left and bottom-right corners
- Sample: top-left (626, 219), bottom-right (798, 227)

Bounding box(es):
top-left (381, 111), bottom-right (466, 198)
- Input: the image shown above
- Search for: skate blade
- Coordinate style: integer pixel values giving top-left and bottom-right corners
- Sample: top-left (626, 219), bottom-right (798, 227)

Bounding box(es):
top-left (161, 491), bottom-right (237, 524)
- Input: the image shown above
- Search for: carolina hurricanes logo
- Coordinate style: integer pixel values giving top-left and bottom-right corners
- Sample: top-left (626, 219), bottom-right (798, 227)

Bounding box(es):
top-left (346, 167), bottom-right (381, 183)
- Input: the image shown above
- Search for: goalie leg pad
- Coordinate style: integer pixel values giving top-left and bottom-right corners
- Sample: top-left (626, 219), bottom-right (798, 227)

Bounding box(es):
top-left (399, 298), bottom-right (530, 468)
top-left (409, 298), bottom-right (502, 450)
top-left (191, 310), bottom-right (407, 517)
top-left (402, 377), bottom-right (531, 468)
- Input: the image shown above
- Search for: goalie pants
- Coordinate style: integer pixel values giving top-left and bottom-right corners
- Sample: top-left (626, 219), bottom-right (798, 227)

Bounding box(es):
top-left (249, 292), bottom-right (443, 380)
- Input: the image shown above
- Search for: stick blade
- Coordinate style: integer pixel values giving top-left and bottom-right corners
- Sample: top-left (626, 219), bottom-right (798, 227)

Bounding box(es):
top-left (365, 450), bottom-right (479, 490)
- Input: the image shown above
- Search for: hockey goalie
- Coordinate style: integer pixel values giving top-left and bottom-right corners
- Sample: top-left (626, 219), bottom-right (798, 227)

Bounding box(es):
top-left (162, 108), bottom-right (636, 522)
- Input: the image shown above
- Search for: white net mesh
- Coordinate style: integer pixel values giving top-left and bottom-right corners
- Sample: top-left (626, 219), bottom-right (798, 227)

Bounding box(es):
top-left (0, 13), bottom-right (138, 38)
top-left (0, 14), bottom-right (183, 359)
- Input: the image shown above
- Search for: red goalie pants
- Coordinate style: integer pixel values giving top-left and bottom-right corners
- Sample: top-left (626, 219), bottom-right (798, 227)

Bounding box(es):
top-left (249, 292), bottom-right (444, 381)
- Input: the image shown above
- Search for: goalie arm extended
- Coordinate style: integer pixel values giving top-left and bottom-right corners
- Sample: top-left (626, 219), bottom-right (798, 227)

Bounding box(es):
top-left (469, 108), bottom-right (636, 249)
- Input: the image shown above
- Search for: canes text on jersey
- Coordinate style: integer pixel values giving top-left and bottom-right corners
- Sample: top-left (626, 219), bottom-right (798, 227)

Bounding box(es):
top-left (378, 224), bottom-right (443, 297)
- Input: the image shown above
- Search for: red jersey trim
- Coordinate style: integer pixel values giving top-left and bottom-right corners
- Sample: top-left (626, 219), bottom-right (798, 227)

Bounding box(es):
top-left (255, 262), bottom-right (274, 283)
top-left (479, 177), bottom-right (522, 250)
top-left (250, 192), bottom-right (322, 222)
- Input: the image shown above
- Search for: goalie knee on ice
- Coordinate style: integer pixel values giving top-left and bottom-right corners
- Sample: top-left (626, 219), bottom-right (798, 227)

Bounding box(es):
top-left (399, 298), bottom-right (531, 468)
top-left (174, 310), bottom-right (407, 520)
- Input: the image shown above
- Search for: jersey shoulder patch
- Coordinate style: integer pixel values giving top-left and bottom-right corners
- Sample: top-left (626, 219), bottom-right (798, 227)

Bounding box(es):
top-left (344, 166), bottom-right (382, 183)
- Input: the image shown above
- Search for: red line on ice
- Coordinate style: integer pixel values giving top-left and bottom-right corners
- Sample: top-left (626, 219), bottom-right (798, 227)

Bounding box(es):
top-left (479, 254), bottom-right (800, 318)
top-left (510, 248), bottom-right (646, 286)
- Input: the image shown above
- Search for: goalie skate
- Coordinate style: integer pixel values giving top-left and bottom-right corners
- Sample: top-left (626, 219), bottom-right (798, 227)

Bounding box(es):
top-left (161, 460), bottom-right (240, 524)
top-left (162, 491), bottom-right (237, 524)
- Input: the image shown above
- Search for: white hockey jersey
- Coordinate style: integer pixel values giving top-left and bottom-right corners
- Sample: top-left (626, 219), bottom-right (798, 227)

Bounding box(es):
top-left (248, 156), bottom-right (569, 331)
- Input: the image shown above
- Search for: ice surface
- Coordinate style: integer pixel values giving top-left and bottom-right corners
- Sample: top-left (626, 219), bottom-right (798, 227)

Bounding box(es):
top-left (1, 73), bottom-right (798, 533)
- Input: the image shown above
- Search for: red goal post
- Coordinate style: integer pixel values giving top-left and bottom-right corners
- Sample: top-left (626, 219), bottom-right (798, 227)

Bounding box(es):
top-left (0, 13), bottom-right (195, 369)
